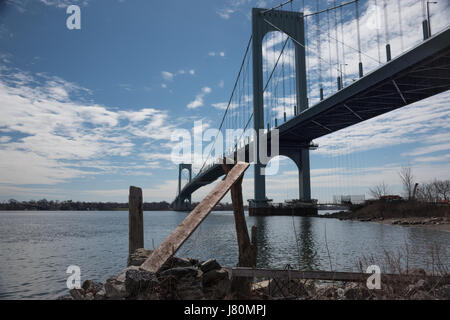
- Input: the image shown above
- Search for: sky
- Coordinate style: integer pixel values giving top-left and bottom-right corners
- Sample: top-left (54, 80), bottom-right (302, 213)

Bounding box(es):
top-left (0, 0), bottom-right (449, 204)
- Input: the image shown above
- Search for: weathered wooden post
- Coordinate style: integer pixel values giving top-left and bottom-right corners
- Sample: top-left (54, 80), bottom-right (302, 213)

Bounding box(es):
top-left (222, 161), bottom-right (257, 299)
top-left (129, 186), bottom-right (144, 257)
top-left (251, 226), bottom-right (257, 247)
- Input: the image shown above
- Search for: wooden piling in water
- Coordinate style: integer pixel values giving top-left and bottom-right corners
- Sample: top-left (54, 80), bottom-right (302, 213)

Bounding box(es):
top-left (223, 162), bottom-right (257, 299)
top-left (129, 186), bottom-right (144, 257)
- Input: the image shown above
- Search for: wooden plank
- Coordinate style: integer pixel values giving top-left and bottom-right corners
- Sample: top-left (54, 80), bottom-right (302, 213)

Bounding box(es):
top-left (129, 186), bottom-right (144, 256)
top-left (224, 267), bottom-right (450, 284)
top-left (141, 162), bottom-right (250, 273)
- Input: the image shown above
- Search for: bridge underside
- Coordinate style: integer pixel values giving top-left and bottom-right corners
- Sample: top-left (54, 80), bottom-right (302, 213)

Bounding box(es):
top-left (279, 27), bottom-right (450, 144)
top-left (172, 27), bottom-right (450, 210)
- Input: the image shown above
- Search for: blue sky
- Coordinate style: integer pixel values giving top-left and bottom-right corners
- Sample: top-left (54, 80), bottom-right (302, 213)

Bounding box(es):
top-left (0, 0), bottom-right (449, 203)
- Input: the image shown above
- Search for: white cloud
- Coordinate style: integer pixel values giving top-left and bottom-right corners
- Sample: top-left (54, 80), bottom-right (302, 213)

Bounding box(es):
top-left (413, 154), bottom-right (450, 163)
top-left (217, 8), bottom-right (234, 19)
top-left (161, 71), bottom-right (174, 81)
top-left (208, 51), bottom-right (226, 57)
top-left (39, 0), bottom-right (86, 8)
top-left (0, 66), bottom-right (180, 185)
top-left (402, 143), bottom-right (450, 157)
top-left (187, 87), bottom-right (212, 109)
top-left (189, 69), bottom-right (195, 75)
top-left (0, 136), bottom-right (11, 143)
top-left (211, 102), bottom-right (238, 110)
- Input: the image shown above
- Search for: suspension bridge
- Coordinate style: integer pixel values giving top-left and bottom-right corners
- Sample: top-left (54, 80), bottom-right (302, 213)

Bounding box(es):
top-left (172, 0), bottom-right (450, 212)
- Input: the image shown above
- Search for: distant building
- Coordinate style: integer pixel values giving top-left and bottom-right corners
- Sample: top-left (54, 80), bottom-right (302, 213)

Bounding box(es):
top-left (333, 195), bottom-right (365, 205)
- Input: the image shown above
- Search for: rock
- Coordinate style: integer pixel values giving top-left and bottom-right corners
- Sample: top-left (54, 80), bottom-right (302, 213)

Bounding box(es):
top-left (159, 267), bottom-right (200, 280)
top-left (343, 282), bottom-right (371, 300)
top-left (200, 259), bottom-right (221, 273)
top-left (303, 280), bottom-right (317, 297)
top-left (337, 288), bottom-right (345, 299)
top-left (128, 248), bottom-right (195, 270)
top-left (162, 257), bottom-right (194, 270)
top-left (85, 292), bottom-right (94, 300)
top-left (69, 288), bottom-right (85, 300)
top-left (251, 280), bottom-right (270, 298)
top-left (202, 268), bottom-right (229, 287)
top-left (413, 279), bottom-right (426, 290)
top-left (314, 284), bottom-right (340, 299)
top-left (157, 267), bottom-right (205, 300)
top-left (408, 268), bottom-right (427, 277)
top-left (188, 258), bottom-right (200, 267)
top-left (57, 294), bottom-right (74, 300)
top-left (125, 268), bottom-right (159, 298)
top-left (435, 284), bottom-right (450, 299)
top-left (410, 290), bottom-right (437, 300)
top-left (104, 275), bottom-right (127, 299)
top-left (81, 280), bottom-right (103, 295)
top-left (128, 248), bottom-right (153, 267)
top-left (94, 288), bottom-right (106, 300)
top-left (177, 286), bottom-right (205, 300)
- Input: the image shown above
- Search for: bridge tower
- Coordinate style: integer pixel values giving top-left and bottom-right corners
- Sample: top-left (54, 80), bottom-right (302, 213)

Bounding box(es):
top-left (176, 163), bottom-right (192, 210)
top-left (251, 8), bottom-right (311, 206)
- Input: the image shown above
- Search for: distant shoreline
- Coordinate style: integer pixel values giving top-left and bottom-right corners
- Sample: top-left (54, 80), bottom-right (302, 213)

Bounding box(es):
top-left (319, 200), bottom-right (449, 232)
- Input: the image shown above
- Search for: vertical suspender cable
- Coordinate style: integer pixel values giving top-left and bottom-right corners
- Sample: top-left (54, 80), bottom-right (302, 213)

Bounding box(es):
top-left (397, 0), bottom-right (404, 52)
top-left (303, 2), bottom-right (310, 108)
top-left (327, 9), bottom-right (333, 92)
top-left (333, 1), bottom-right (341, 90)
top-left (374, 0), bottom-right (382, 64)
top-left (355, 0), bottom-right (363, 77)
top-left (421, 0), bottom-right (429, 39)
top-left (316, 0), bottom-right (323, 101)
top-left (282, 47), bottom-right (286, 122)
top-left (291, 40), bottom-right (295, 115)
top-left (340, 5), bottom-right (346, 86)
top-left (383, 0), bottom-right (391, 61)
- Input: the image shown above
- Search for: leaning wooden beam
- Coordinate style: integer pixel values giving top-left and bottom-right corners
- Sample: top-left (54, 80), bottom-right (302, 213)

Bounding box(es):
top-left (224, 267), bottom-right (450, 284)
top-left (141, 162), bottom-right (250, 273)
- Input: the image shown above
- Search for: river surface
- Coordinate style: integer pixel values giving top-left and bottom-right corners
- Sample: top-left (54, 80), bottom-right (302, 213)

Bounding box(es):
top-left (0, 210), bottom-right (448, 299)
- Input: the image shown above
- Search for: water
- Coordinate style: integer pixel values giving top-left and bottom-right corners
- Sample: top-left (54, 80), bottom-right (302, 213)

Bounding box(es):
top-left (0, 210), bottom-right (448, 299)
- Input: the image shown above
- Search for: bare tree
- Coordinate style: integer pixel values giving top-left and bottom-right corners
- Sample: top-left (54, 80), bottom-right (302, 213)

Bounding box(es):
top-left (399, 166), bottom-right (415, 200)
top-left (434, 179), bottom-right (450, 201)
top-left (369, 181), bottom-right (390, 199)
top-left (415, 179), bottom-right (450, 203)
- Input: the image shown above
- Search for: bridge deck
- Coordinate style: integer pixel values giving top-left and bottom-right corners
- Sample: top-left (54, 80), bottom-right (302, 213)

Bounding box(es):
top-left (173, 27), bottom-right (450, 208)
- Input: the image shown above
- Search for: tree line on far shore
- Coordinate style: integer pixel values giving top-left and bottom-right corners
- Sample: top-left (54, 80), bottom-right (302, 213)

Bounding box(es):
top-left (0, 199), bottom-right (171, 211)
top-left (0, 199), bottom-right (238, 211)
top-left (369, 166), bottom-right (450, 202)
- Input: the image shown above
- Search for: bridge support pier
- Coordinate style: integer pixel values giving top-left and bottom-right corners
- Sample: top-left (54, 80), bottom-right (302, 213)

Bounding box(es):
top-left (281, 148), bottom-right (311, 201)
top-left (176, 163), bottom-right (192, 211)
top-left (251, 8), bottom-right (311, 206)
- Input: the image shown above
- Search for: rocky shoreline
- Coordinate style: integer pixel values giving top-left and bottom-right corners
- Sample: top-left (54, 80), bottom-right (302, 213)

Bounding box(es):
top-left (321, 212), bottom-right (450, 231)
top-left (59, 248), bottom-right (450, 300)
